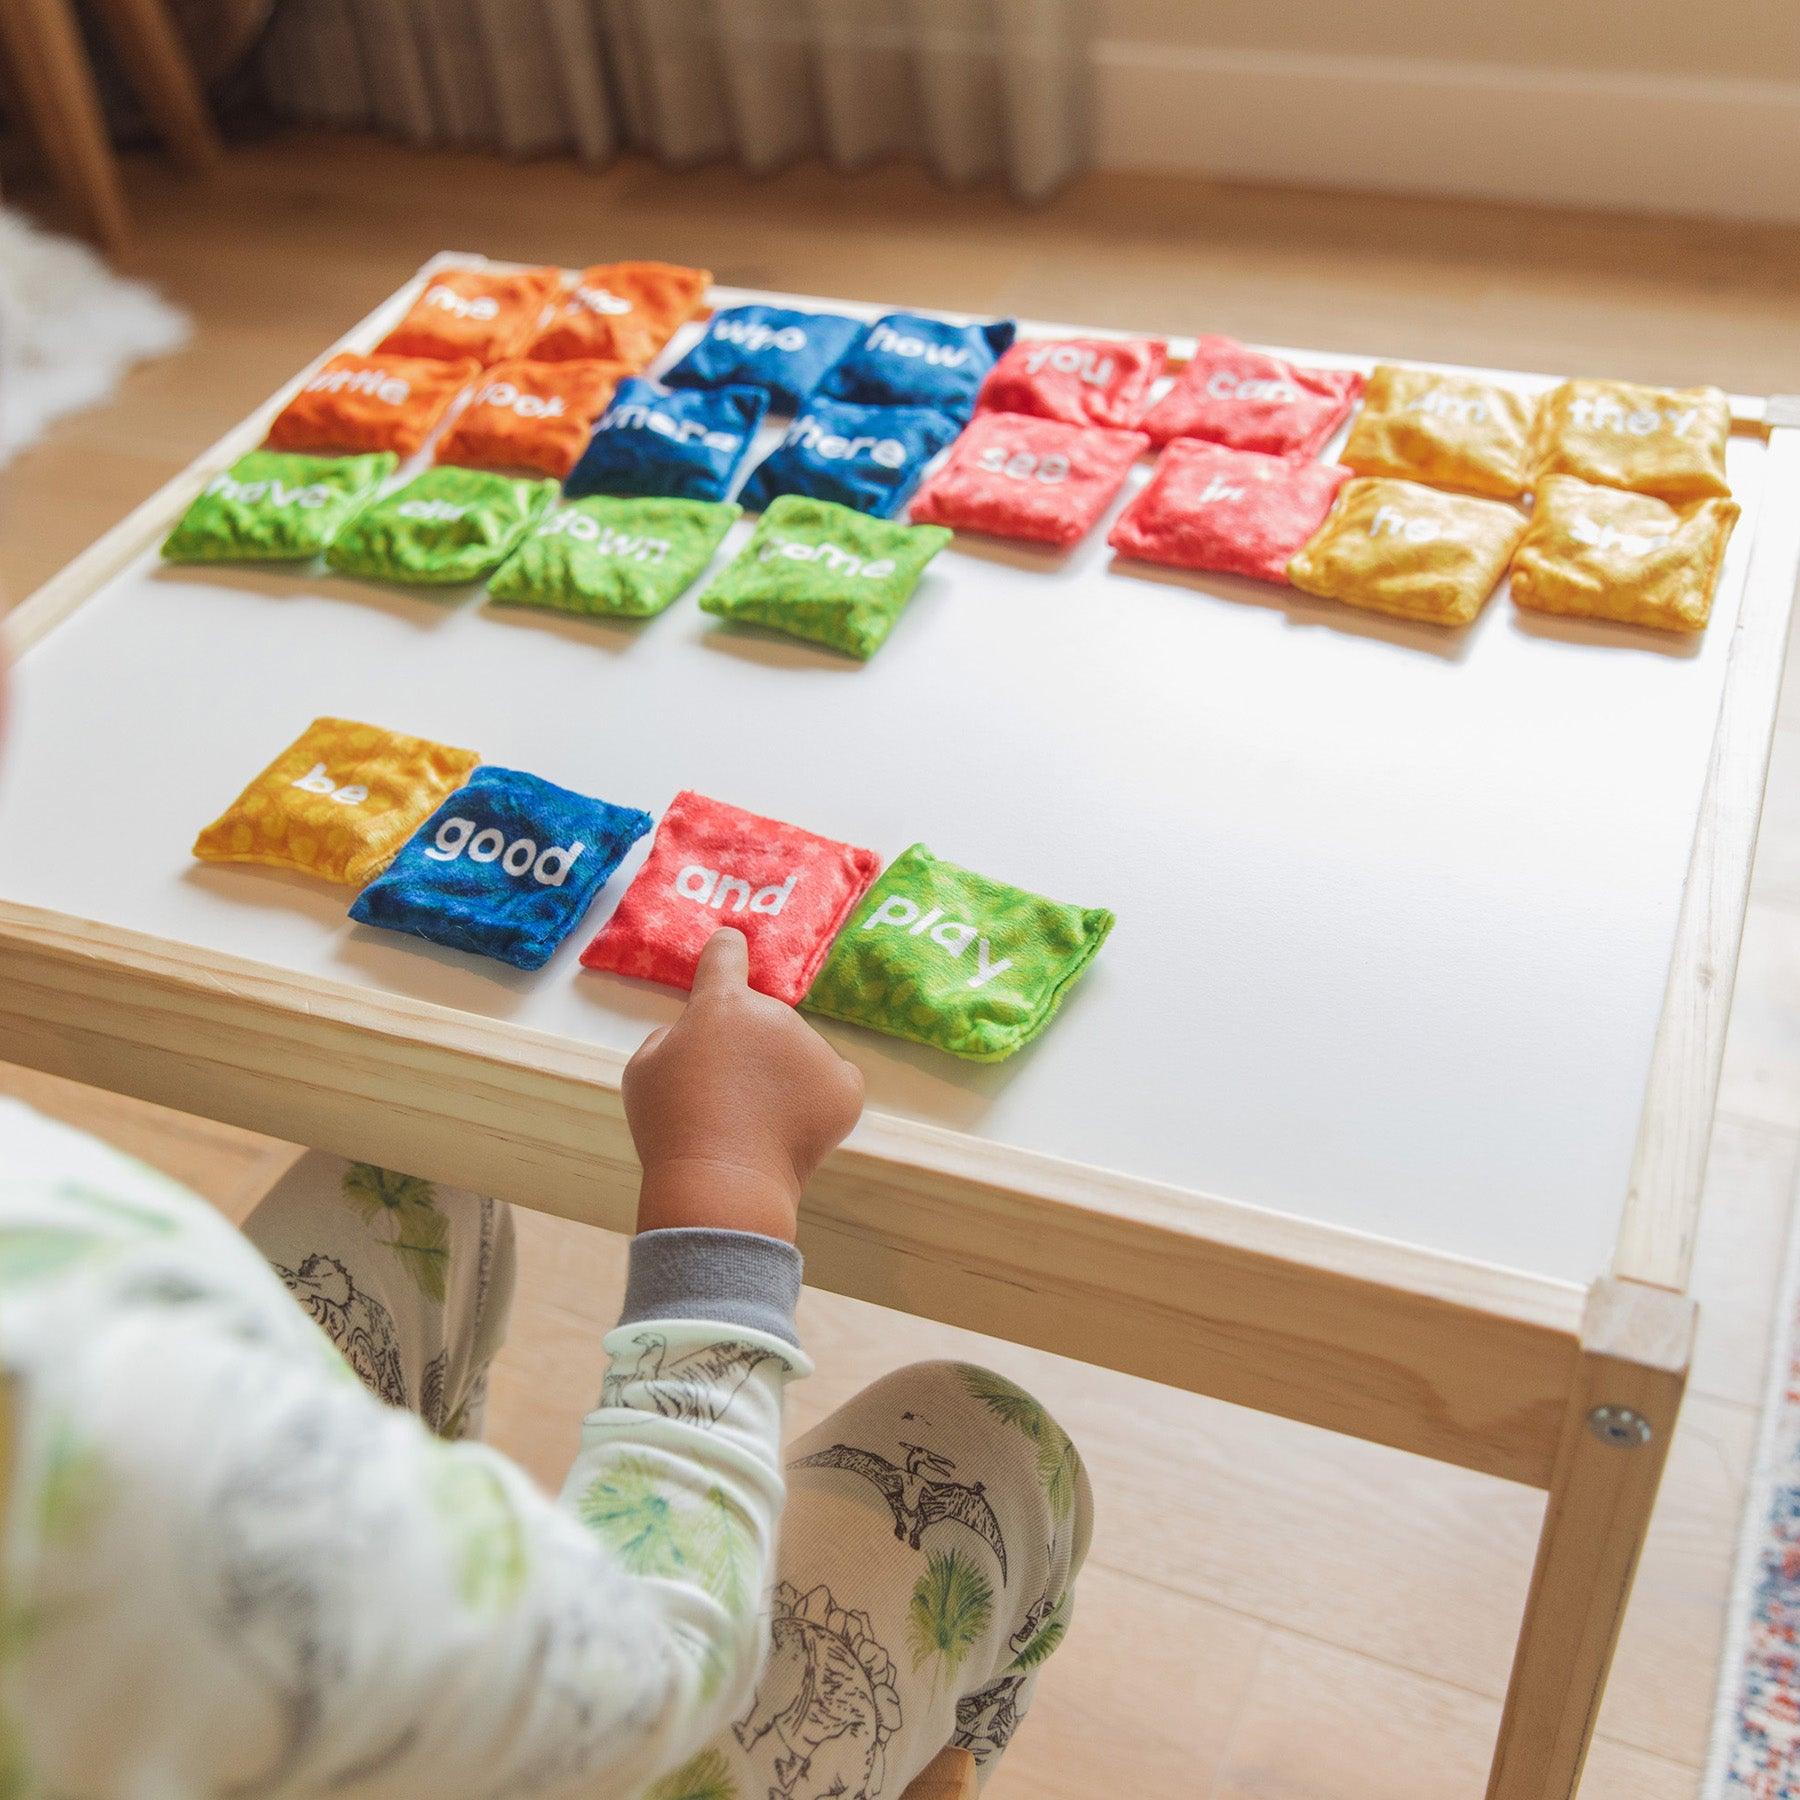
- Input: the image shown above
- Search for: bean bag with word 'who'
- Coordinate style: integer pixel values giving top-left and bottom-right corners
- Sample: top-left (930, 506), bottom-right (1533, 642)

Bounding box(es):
top-left (266, 353), bottom-right (478, 459)
top-left (326, 466), bottom-right (558, 586)
top-left (1340, 366), bottom-right (1536, 500)
top-left (435, 359), bottom-right (629, 480)
top-left (977, 335), bottom-right (1167, 430)
top-left (566, 378), bottom-right (768, 503)
top-left (662, 303), bottom-right (866, 414)
top-left (819, 311), bottom-right (1016, 420)
top-left (1529, 378), bottom-right (1730, 504)
top-left (162, 450), bottom-right (395, 563)
top-left (378, 265), bottom-right (563, 365)
top-left (1140, 336), bottom-right (1364, 459)
top-left (527, 261), bottom-right (712, 368)
top-left (738, 397), bottom-right (960, 519)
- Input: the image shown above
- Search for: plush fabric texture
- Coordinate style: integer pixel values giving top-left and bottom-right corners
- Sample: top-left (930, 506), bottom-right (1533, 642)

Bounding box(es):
top-left (1140, 336), bottom-right (1364, 458)
top-left (161, 449), bottom-right (395, 563)
top-left (348, 765), bottom-right (652, 969)
top-left (802, 842), bottom-right (1115, 1063)
top-left (377, 266), bottom-right (563, 365)
top-left (526, 261), bottom-right (711, 368)
top-left (1510, 475), bottom-right (1740, 633)
top-left (1286, 476), bottom-right (1526, 627)
top-left (1340, 365), bottom-right (1536, 499)
top-left (434, 358), bottom-right (628, 479)
top-left (818, 311), bottom-right (1016, 420)
top-left (908, 412), bottom-right (1147, 549)
top-left (697, 494), bottom-right (951, 659)
top-left (487, 495), bottom-right (741, 619)
top-left (1529, 378), bottom-right (1731, 503)
top-left (1108, 440), bottom-right (1350, 584)
top-left (661, 303), bottom-right (865, 413)
top-left (192, 716), bottom-right (479, 885)
top-left (325, 466), bottom-right (557, 586)
top-left (580, 788), bottom-right (881, 1005)
top-left (738, 397), bottom-right (959, 518)
top-left (267, 352), bottom-right (478, 459)
top-left (566, 377), bottom-right (767, 503)
top-left (977, 335), bottom-right (1167, 429)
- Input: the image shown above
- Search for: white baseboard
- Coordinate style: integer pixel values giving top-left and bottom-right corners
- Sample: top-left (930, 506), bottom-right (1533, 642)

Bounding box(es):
top-left (1093, 41), bottom-right (1800, 224)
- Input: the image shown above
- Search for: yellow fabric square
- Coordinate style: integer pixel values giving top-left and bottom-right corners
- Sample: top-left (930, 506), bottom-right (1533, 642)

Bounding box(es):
top-left (1340, 365), bottom-right (1534, 499)
top-left (1510, 476), bottom-right (1739, 633)
top-left (1530, 378), bottom-right (1729, 503)
top-left (193, 717), bottom-right (480, 886)
top-left (1285, 477), bottom-right (1526, 626)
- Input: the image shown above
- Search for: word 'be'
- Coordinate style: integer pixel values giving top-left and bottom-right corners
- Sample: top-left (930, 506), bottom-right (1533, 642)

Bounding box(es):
top-left (292, 763), bottom-right (367, 805)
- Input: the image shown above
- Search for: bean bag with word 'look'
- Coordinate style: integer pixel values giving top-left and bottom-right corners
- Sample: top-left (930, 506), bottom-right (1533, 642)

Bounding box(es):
top-left (326, 466), bottom-right (558, 586)
top-left (266, 353), bottom-right (479, 459)
top-left (161, 450), bottom-right (395, 564)
top-left (819, 311), bottom-right (1016, 421)
top-left (566, 377), bottom-right (768, 503)
top-left (435, 359), bottom-right (629, 480)
top-left (378, 265), bottom-right (564, 366)
top-left (1140, 336), bottom-right (1364, 459)
top-left (977, 335), bottom-right (1168, 430)
top-left (662, 303), bottom-right (866, 414)
top-left (738, 397), bottom-right (960, 519)
top-left (526, 261), bottom-right (712, 368)
top-left (1529, 378), bottom-right (1731, 504)
top-left (581, 789), bottom-right (881, 1005)
top-left (1340, 366), bottom-right (1536, 500)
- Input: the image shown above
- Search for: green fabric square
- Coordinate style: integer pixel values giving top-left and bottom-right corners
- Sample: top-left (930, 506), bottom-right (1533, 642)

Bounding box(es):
top-left (802, 843), bottom-right (1115, 1062)
top-left (161, 450), bottom-right (395, 564)
top-left (697, 494), bottom-right (952, 660)
top-left (325, 466), bottom-right (558, 586)
top-left (487, 495), bottom-right (741, 619)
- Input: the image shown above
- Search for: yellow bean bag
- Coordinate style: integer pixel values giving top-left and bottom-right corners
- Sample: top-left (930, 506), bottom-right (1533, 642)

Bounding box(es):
top-left (1340, 365), bottom-right (1534, 499)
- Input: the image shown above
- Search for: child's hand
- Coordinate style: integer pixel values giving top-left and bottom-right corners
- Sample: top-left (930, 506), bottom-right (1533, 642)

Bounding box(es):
top-left (622, 928), bottom-right (865, 1242)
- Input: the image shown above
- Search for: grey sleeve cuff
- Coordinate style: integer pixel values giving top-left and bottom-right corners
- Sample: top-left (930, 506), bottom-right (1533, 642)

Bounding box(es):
top-left (619, 1228), bottom-right (804, 1348)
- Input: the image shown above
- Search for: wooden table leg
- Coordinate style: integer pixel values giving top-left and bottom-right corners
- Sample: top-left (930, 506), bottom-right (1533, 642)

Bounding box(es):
top-left (1485, 1277), bottom-right (1693, 1800)
top-left (86, 0), bottom-right (222, 169)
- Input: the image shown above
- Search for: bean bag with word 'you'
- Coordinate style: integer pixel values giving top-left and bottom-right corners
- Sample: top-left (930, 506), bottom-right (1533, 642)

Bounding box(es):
top-left (580, 789), bottom-right (881, 1005)
top-left (266, 352), bottom-right (479, 459)
top-left (378, 265), bottom-right (564, 366)
top-left (566, 377), bottom-right (768, 504)
top-left (662, 303), bottom-right (866, 414)
top-left (350, 766), bottom-right (653, 970)
top-left (697, 494), bottom-right (951, 660)
top-left (1529, 378), bottom-right (1731, 504)
top-left (326, 466), bottom-right (558, 586)
top-left (1340, 366), bottom-right (1536, 500)
top-left (192, 716), bottom-right (479, 886)
top-left (738, 397), bottom-right (960, 519)
top-left (161, 449), bottom-right (395, 563)
top-left (434, 359), bottom-right (629, 480)
top-left (1140, 336), bottom-right (1364, 459)
top-left (803, 843), bottom-right (1115, 1064)
top-left (818, 311), bottom-right (1016, 420)
top-left (526, 261), bottom-right (712, 368)
top-left (977, 335), bottom-right (1167, 430)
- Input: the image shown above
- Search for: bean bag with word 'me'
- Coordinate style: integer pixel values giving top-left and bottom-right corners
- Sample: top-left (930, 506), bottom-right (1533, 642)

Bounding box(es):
top-left (434, 358), bottom-right (629, 480)
top-left (378, 265), bottom-right (563, 366)
top-left (326, 466), bottom-right (558, 586)
top-left (1340, 365), bottom-right (1536, 500)
top-left (738, 397), bottom-right (960, 518)
top-left (1140, 336), bottom-right (1364, 459)
top-left (566, 377), bottom-right (768, 503)
top-left (818, 311), bottom-right (1016, 420)
top-left (526, 261), bottom-right (712, 368)
top-left (267, 352), bottom-right (479, 459)
top-left (162, 449), bottom-right (395, 563)
top-left (1529, 378), bottom-right (1731, 504)
top-left (662, 303), bottom-right (866, 414)
top-left (977, 335), bottom-right (1167, 430)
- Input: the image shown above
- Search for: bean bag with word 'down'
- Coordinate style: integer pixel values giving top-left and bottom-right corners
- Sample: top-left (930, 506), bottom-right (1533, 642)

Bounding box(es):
top-left (1140, 335), bottom-right (1365, 459)
top-left (566, 377), bottom-right (768, 504)
top-left (378, 265), bottom-right (563, 366)
top-left (325, 467), bottom-right (558, 586)
top-left (526, 261), bottom-right (712, 368)
top-left (818, 311), bottom-right (1016, 421)
top-left (977, 335), bottom-right (1168, 430)
top-left (434, 359), bottom-right (629, 480)
top-left (662, 303), bottom-right (866, 414)
top-left (1340, 366), bottom-right (1536, 500)
top-left (266, 353), bottom-right (479, 459)
top-left (1528, 378), bottom-right (1731, 504)
top-left (738, 397), bottom-right (960, 519)
top-left (161, 449), bottom-right (395, 563)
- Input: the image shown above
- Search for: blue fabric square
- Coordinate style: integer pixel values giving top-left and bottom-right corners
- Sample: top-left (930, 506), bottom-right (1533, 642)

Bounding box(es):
top-left (566, 378), bottom-right (767, 503)
top-left (349, 766), bottom-right (653, 970)
top-left (818, 312), bottom-right (1016, 419)
top-left (662, 304), bottom-right (865, 414)
top-left (738, 399), bottom-right (960, 519)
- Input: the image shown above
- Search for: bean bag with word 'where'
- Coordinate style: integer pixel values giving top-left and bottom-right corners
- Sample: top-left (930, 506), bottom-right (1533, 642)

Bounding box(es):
top-left (698, 494), bottom-right (951, 660)
top-left (350, 766), bottom-right (653, 970)
top-left (581, 789), bottom-right (881, 1005)
top-left (739, 397), bottom-right (960, 519)
top-left (566, 377), bottom-right (768, 503)
top-left (1140, 336), bottom-right (1364, 459)
top-left (377, 265), bottom-right (563, 366)
top-left (1510, 475), bottom-right (1739, 633)
top-left (662, 303), bottom-right (866, 414)
top-left (488, 495), bottom-right (742, 619)
top-left (819, 311), bottom-right (1016, 420)
top-left (267, 352), bottom-right (479, 459)
top-left (908, 412), bottom-right (1147, 549)
top-left (192, 717), bottom-right (479, 887)
top-left (1529, 378), bottom-right (1731, 504)
top-left (326, 466), bottom-right (558, 586)
top-left (527, 261), bottom-right (712, 368)
top-left (1285, 476), bottom-right (1526, 627)
top-left (1340, 366), bottom-right (1536, 500)
top-left (802, 843), bottom-right (1115, 1064)
top-left (162, 449), bottom-right (395, 563)
top-left (977, 335), bottom-right (1168, 430)
top-left (434, 359), bottom-right (629, 480)
top-left (1108, 440), bottom-right (1350, 584)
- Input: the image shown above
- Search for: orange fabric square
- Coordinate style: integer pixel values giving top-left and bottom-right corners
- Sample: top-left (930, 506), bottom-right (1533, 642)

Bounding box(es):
top-left (434, 359), bottom-right (627, 479)
top-left (267, 352), bottom-right (478, 458)
top-left (378, 266), bottom-right (563, 365)
top-left (527, 261), bottom-right (713, 368)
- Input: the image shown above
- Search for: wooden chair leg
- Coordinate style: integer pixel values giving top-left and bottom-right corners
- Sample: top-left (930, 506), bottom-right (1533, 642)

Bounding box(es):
top-left (85, 0), bottom-right (222, 169)
top-left (901, 1747), bottom-right (979, 1800)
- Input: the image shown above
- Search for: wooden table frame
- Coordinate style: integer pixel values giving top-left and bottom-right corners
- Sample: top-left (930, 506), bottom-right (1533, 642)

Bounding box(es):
top-left (4, 257), bottom-right (1797, 1800)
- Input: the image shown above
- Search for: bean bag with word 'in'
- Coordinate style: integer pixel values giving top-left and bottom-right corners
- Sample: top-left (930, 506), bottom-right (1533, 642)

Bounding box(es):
top-left (1529, 378), bottom-right (1731, 504)
top-left (350, 766), bottom-right (652, 970)
top-left (662, 303), bottom-right (866, 414)
top-left (435, 359), bottom-right (628, 480)
top-left (1285, 476), bottom-right (1526, 627)
top-left (162, 449), bottom-right (395, 563)
top-left (977, 335), bottom-right (1168, 430)
top-left (527, 261), bottom-right (712, 368)
top-left (697, 494), bottom-right (951, 660)
top-left (192, 717), bottom-right (479, 886)
top-left (488, 495), bottom-right (742, 619)
top-left (566, 377), bottom-right (768, 503)
top-left (819, 311), bottom-right (1016, 421)
top-left (738, 397), bottom-right (960, 519)
top-left (1510, 475), bottom-right (1739, 633)
top-left (267, 353), bottom-right (479, 459)
top-left (580, 789), bottom-right (881, 1005)
top-left (802, 843), bottom-right (1115, 1064)
top-left (908, 412), bottom-right (1147, 550)
top-left (1140, 336), bottom-right (1364, 459)
top-left (1340, 366), bottom-right (1536, 500)
top-left (1108, 440), bottom-right (1350, 584)
top-left (326, 466), bottom-right (557, 586)
top-left (378, 265), bottom-right (563, 366)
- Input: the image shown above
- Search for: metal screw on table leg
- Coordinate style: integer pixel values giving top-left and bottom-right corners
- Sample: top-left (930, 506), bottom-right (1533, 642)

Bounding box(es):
top-left (1587, 1404), bottom-right (1654, 1448)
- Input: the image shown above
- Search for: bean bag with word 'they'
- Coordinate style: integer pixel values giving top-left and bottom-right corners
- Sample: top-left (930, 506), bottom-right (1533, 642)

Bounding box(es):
top-left (434, 359), bottom-right (629, 480)
top-left (1140, 336), bottom-right (1364, 459)
top-left (162, 449), bottom-right (395, 563)
top-left (1529, 378), bottom-right (1731, 504)
top-left (977, 335), bottom-right (1167, 430)
top-left (819, 311), bottom-right (1016, 420)
top-left (566, 378), bottom-right (768, 503)
top-left (526, 261), bottom-right (711, 368)
top-left (738, 397), bottom-right (959, 519)
top-left (326, 467), bottom-right (558, 586)
top-left (378, 265), bottom-right (564, 366)
top-left (662, 303), bottom-right (866, 414)
top-left (266, 353), bottom-right (479, 459)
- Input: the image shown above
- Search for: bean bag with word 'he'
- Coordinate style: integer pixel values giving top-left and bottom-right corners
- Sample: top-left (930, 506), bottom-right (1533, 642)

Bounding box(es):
top-left (326, 466), bottom-right (558, 586)
top-left (977, 335), bottom-right (1167, 430)
top-left (738, 397), bottom-right (959, 519)
top-left (378, 265), bottom-right (563, 365)
top-left (662, 303), bottom-right (866, 414)
top-left (526, 261), bottom-right (711, 368)
top-left (819, 311), bottom-right (1016, 420)
top-left (1529, 378), bottom-right (1730, 504)
top-left (1140, 336), bottom-right (1364, 459)
top-left (566, 378), bottom-right (767, 503)
top-left (161, 449), bottom-right (395, 563)
top-left (434, 359), bottom-right (628, 480)
top-left (266, 353), bottom-right (478, 459)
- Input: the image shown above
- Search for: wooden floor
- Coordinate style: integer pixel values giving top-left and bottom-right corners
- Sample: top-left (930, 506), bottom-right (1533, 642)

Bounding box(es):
top-left (7, 135), bottom-right (1800, 1800)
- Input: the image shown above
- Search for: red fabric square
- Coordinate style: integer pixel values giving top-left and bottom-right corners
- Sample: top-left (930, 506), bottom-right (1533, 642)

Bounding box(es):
top-left (1109, 440), bottom-right (1352, 584)
top-left (977, 336), bottom-right (1167, 429)
top-left (908, 413), bottom-right (1148, 549)
top-left (1141, 336), bottom-right (1365, 458)
top-left (580, 790), bottom-right (881, 1006)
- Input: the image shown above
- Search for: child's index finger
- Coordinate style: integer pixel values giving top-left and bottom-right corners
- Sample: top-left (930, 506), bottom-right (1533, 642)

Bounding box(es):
top-left (692, 926), bottom-right (750, 996)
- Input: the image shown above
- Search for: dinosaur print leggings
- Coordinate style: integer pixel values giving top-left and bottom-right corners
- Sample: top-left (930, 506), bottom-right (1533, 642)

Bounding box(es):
top-left (241, 1153), bottom-right (1093, 1800)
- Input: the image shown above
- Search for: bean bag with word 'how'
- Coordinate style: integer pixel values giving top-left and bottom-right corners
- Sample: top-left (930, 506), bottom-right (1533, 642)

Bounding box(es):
top-left (378, 265), bottom-right (564, 366)
top-left (527, 261), bottom-right (712, 368)
top-left (1529, 378), bottom-right (1731, 504)
top-left (738, 397), bottom-right (960, 519)
top-left (580, 789), bottom-right (881, 1005)
top-left (977, 336), bottom-right (1167, 430)
top-left (802, 843), bottom-right (1115, 1064)
top-left (1140, 335), bottom-right (1364, 459)
top-left (566, 377), bottom-right (768, 503)
top-left (192, 717), bottom-right (478, 886)
top-left (662, 303), bottom-right (866, 414)
top-left (819, 311), bottom-right (1016, 421)
top-left (326, 466), bottom-right (558, 586)
top-left (1340, 366), bottom-right (1536, 500)
top-left (161, 449), bottom-right (395, 563)
top-left (435, 359), bottom-right (629, 480)
top-left (350, 766), bottom-right (652, 970)
top-left (266, 353), bottom-right (478, 459)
